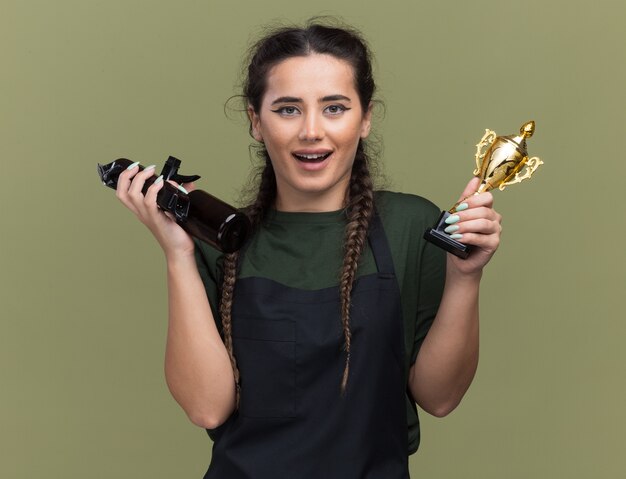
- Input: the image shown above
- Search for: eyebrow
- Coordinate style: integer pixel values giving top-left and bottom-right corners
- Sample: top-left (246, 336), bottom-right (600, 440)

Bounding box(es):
top-left (270, 94), bottom-right (352, 105)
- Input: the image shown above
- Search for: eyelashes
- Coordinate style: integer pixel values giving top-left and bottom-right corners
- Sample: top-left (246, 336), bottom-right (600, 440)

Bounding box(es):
top-left (270, 104), bottom-right (352, 116)
top-left (270, 105), bottom-right (299, 116)
top-left (324, 104), bottom-right (351, 115)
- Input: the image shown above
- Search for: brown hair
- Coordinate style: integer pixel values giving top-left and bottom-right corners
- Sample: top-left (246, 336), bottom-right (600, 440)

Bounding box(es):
top-left (220, 21), bottom-right (377, 403)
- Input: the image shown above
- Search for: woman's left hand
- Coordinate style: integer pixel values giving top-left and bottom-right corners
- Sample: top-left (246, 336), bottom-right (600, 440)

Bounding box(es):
top-left (446, 177), bottom-right (502, 278)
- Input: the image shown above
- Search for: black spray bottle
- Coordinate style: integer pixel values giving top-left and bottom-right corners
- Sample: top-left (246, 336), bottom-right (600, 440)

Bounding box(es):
top-left (97, 156), bottom-right (250, 253)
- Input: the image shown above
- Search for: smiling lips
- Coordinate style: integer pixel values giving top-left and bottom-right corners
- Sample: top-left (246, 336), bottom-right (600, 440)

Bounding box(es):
top-left (292, 150), bottom-right (333, 163)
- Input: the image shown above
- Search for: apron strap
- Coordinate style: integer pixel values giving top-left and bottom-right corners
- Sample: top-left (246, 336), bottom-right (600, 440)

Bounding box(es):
top-left (368, 208), bottom-right (396, 276)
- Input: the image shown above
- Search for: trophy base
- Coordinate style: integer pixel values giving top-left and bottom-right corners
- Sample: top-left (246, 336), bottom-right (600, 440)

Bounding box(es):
top-left (423, 211), bottom-right (471, 259)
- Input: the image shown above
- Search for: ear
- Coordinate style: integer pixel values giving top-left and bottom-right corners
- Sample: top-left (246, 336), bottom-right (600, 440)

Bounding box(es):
top-left (247, 105), bottom-right (263, 142)
top-left (360, 102), bottom-right (373, 139)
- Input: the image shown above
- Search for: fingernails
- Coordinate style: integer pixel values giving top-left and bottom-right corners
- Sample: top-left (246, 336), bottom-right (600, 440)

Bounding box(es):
top-left (444, 225), bottom-right (459, 233)
top-left (126, 161), bottom-right (140, 170)
top-left (176, 184), bottom-right (189, 194)
top-left (445, 214), bottom-right (460, 225)
top-left (144, 164), bottom-right (156, 171)
top-left (154, 175), bottom-right (163, 185)
top-left (450, 233), bottom-right (463, 240)
top-left (455, 202), bottom-right (469, 212)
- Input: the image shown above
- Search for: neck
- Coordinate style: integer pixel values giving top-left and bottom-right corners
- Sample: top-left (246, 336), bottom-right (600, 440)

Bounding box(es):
top-left (274, 188), bottom-right (348, 213)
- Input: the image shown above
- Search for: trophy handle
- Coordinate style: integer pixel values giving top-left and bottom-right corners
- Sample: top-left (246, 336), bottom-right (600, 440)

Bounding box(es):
top-left (499, 156), bottom-right (544, 190)
top-left (473, 129), bottom-right (497, 176)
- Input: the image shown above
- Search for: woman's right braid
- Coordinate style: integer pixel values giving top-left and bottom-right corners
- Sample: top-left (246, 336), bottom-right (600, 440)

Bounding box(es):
top-left (338, 145), bottom-right (374, 393)
top-left (219, 154), bottom-right (276, 407)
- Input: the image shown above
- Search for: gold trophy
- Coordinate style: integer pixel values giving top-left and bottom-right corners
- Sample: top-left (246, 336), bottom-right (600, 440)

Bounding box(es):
top-left (424, 121), bottom-right (544, 258)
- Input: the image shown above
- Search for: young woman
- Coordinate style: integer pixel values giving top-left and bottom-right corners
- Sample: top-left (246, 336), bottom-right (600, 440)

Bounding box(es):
top-left (115, 21), bottom-right (501, 479)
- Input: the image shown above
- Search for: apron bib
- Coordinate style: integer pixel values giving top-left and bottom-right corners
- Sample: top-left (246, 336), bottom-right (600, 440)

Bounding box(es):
top-left (205, 213), bottom-right (409, 479)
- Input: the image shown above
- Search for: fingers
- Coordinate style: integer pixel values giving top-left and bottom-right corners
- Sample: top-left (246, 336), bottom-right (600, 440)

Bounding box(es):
top-left (457, 176), bottom-right (481, 202)
top-left (166, 179), bottom-right (186, 192)
top-left (116, 162), bottom-right (162, 220)
top-left (453, 229), bottom-right (501, 252)
top-left (143, 174), bottom-right (165, 215)
top-left (449, 203), bottom-right (502, 231)
top-left (446, 205), bottom-right (501, 249)
top-left (453, 190), bottom-right (494, 212)
top-left (127, 164), bottom-right (157, 200)
top-left (111, 162), bottom-right (196, 255)
top-left (115, 162), bottom-right (142, 215)
top-left (446, 180), bottom-right (502, 253)
top-left (449, 215), bottom-right (501, 238)
top-left (182, 181), bottom-right (196, 193)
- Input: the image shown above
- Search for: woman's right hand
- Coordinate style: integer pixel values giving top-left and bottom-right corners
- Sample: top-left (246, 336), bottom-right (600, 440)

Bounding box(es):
top-left (115, 162), bottom-right (196, 259)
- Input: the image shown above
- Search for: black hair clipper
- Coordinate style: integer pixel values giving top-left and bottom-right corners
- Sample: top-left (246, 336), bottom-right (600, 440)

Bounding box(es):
top-left (97, 156), bottom-right (250, 253)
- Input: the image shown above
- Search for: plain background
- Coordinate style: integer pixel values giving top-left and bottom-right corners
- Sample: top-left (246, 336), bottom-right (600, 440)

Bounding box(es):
top-left (2, 0), bottom-right (624, 477)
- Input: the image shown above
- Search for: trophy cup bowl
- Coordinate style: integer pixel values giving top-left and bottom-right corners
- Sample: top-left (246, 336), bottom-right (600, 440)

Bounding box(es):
top-left (424, 121), bottom-right (543, 259)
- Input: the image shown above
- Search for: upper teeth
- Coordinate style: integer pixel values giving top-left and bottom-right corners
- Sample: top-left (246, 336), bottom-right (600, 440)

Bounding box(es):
top-left (298, 153), bottom-right (327, 159)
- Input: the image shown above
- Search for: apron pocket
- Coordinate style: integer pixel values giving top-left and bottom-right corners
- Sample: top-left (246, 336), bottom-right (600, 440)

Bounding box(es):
top-left (232, 317), bottom-right (296, 418)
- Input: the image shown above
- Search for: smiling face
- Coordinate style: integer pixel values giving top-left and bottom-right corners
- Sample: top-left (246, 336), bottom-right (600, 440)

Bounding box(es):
top-left (248, 53), bottom-right (372, 212)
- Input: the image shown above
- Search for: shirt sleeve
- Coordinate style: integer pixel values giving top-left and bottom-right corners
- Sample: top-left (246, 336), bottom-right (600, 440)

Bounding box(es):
top-left (411, 239), bottom-right (446, 364)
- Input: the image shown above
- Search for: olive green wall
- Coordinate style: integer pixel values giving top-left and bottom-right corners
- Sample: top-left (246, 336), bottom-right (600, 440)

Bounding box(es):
top-left (2, 0), bottom-right (624, 477)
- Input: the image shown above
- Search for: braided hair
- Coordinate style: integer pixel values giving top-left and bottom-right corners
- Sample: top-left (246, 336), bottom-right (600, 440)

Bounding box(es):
top-left (220, 21), bottom-right (377, 403)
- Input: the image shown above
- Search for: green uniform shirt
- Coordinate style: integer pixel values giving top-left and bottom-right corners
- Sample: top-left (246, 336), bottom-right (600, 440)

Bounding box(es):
top-left (194, 190), bottom-right (446, 454)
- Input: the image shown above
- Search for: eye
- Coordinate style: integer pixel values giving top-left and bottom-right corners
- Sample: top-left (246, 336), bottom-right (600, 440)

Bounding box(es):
top-left (271, 106), bottom-right (300, 116)
top-left (324, 104), bottom-right (350, 115)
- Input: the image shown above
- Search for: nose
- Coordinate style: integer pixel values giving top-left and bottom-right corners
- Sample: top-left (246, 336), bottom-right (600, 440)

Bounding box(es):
top-left (298, 112), bottom-right (324, 142)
